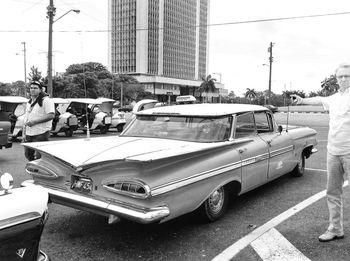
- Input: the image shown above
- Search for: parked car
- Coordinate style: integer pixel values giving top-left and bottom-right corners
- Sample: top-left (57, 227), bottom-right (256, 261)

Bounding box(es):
top-left (0, 96), bottom-right (27, 141)
top-left (132, 99), bottom-right (158, 114)
top-left (51, 98), bottom-right (78, 137)
top-left (176, 95), bottom-right (196, 104)
top-left (96, 98), bottom-right (126, 132)
top-left (21, 104), bottom-right (317, 225)
top-left (111, 109), bottom-right (126, 132)
top-left (0, 121), bottom-right (12, 149)
top-left (66, 98), bottom-right (112, 134)
top-left (0, 172), bottom-right (49, 260)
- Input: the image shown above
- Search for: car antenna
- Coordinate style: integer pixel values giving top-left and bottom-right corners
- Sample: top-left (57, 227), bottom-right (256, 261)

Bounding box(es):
top-left (286, 96), bottom-right (291, 132)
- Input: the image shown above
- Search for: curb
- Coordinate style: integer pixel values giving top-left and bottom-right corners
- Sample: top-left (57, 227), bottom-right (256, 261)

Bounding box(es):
top-left (278, 111), bottom-right (329, 114)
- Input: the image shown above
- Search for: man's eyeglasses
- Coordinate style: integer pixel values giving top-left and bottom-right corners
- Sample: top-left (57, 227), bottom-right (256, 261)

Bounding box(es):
top-left (336, 75), bottom-right (350, 80)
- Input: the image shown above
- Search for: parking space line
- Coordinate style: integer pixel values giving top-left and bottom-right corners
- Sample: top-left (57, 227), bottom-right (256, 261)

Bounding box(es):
top-left (212, 170), bottom-right (348, 261)
top-left (251, 228), bottom-right (311, 261)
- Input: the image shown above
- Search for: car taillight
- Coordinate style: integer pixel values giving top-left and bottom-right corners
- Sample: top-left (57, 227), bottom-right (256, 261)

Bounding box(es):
top-left (103, 180), bottom-right (151, 199)
top-left (68, 116), bottom-right (78, 126)
top-left (104, 116), bottom-right (112, 124)
top-left (25, 162), bottom-right (58, 179)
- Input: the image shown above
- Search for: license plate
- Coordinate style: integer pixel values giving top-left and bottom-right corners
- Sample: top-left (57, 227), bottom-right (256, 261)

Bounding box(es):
top-left (71, 176), bottom-right (92, 194)
top-left (105, 117), bottom-right (111, 124)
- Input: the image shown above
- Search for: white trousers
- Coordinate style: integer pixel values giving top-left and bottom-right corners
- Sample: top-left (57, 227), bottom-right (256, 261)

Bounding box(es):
top-left (326, 153), bottom-right (350, 234)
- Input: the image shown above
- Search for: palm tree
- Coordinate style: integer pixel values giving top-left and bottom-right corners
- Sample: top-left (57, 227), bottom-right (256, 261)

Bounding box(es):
top-left (245, 88), bottom-right (257, 103)
top-left (199, 75), bottom-right (217, 103)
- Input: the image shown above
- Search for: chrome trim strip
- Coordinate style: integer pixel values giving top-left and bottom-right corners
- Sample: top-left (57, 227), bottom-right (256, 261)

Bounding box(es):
top-left (0, 212), bottom-right (41, 230)
top-left (152, 160), bottom-right (242, 196)
top-left (270, 145), bottom-right (294, 158)
top-left (21, 180), bottom-right (169, 224)
top-left (151, 151), bottom-right (271, 196)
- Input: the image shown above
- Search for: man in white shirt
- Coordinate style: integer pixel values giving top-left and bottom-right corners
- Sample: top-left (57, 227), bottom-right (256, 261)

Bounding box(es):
top-left (23, 81), bottom-right (55, 161)
top-left (291, 63), bottom-right (350, 242)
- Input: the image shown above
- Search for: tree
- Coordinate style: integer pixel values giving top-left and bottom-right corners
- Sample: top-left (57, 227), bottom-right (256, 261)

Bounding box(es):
top-left (0, 82), bottom-right (12, 95)
top-left (28, 66), bottom-right (43, 82)
top-left (244, 88), bottom-right (257, 103)
top-left (65, 62), bottom-right (108, 76)
top-left (199, 75), bottom-right (217, 102)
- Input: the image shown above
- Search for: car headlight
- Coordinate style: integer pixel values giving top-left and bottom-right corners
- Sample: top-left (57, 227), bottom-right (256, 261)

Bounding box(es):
top-left (0, 172), bottom-right (14, 192)
top-left (102, 180), bottom-right (151, 199)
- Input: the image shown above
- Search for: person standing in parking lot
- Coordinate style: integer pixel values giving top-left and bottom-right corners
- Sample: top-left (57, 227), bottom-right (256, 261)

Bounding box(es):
top-left (291, 63), bottom-right (350, 242)
top-left (23, 81), bottom-right (55, 161)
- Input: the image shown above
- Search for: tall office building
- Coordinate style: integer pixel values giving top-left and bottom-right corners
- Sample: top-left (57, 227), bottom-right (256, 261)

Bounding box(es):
top-left (108, 0), bottom-right (215, 102)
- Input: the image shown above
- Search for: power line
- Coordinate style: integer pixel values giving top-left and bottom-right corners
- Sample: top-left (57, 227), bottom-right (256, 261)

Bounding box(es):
top-left (1, 11), bottom-right (350, 33)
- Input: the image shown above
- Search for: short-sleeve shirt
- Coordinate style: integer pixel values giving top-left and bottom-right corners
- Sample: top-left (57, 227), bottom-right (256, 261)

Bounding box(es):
top-left (25, 97), bottom-right (55, 136)
top-left (321, 89), bottom-right (350, 155)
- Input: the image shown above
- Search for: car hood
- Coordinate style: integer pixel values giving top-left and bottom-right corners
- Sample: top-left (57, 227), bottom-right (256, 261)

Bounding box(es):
top-left (23, 136), bottom-right (226, 167)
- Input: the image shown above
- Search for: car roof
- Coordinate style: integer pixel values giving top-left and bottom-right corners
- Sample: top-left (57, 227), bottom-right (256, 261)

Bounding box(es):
top-left (68, 98), bottom-right (102, 105)
top-left (96, 97), bottom-right (115, 103)
top-left (0, 96), bottom-right (28, 103)
top-left (137, 103), bottom-right (268, 117)
top-left (51, 97), bottom-right (69, 104)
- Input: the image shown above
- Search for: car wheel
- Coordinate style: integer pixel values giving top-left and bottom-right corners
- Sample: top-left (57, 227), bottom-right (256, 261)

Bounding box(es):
top-left (117, 125), bottom-right (124, 132)
top-left (65, 129), bottom-right (73, 137)
top-left (200, 185), bottom-right (229, 222)
top-left (291, 152), bottom-right (305, 177)
top-left (100, 126), bottom-right (108, 134)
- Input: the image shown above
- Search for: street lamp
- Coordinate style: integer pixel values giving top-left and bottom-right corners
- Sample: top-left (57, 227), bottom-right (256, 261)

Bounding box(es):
top-left (16, 42), bottom-right (27, 97)
top-left (47, 1), bottom-right (80, 97)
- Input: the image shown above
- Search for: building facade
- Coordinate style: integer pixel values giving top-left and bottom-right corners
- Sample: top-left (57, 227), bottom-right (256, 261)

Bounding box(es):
top-left (108, 0), bottom-right (225, 102)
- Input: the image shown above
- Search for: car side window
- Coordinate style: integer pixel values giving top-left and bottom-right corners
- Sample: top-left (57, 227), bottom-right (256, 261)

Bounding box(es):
top-left (255, 111), bottom-right (273, 133)
top-left (234, 112), bottom-right (256, 138)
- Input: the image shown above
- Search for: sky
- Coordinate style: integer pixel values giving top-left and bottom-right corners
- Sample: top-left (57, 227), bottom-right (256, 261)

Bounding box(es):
top-left (1, 0), bottom-right (350, 97)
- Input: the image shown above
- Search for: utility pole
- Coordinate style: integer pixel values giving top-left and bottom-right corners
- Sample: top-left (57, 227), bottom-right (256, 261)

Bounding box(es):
top-left (47, 0), bottom-right (55, 97)
top-left (267, 42), bottom-right (274, 105)
top-left (21, 42), bottom-right (27, 97)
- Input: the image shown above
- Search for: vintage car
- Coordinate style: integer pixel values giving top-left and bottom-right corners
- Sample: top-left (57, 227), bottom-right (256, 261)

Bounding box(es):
top-left (66, 98), bottom-right (112, 134)
top-left (132, 99), bottom-right (158, 114)
top-left (51, 98), bottom-right (78, 137)
top-left (96, 98), bottom-right (126, 132)
top-left (176, 95), bottom-right (196, 104)
top-left (0, 96), bottom-right (27, 141)
top-left (0, 121), bottom-right (12, 150)
top-left (0, 172), bottom-right (49, 260)
top-left (21, 104), bottom-right (317, 225)
top-left (111, 109), bottom-right (126, 132)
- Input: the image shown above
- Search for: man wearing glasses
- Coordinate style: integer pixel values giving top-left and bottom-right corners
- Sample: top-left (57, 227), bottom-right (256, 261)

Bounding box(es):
top-left (23, 81), bottom-right (55, 161)
top-left (291, 63), bottom-right (350, 242)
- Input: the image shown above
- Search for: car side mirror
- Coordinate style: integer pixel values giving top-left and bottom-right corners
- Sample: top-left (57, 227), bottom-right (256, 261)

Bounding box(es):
top-left (278, 125), bottom-right (283, 133)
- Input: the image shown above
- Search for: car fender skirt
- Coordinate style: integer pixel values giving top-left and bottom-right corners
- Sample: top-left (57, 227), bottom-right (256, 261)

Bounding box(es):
top-left (21, 180), bottom-right (170, 224)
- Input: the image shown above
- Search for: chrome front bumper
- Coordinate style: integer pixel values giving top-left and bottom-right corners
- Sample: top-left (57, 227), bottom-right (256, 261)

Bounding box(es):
top-left (21, 180), bottom-right (170, 224)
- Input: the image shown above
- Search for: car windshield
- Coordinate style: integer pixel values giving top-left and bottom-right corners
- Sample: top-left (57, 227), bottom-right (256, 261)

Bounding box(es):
top-left (122, 115), bottom-right (232, 142)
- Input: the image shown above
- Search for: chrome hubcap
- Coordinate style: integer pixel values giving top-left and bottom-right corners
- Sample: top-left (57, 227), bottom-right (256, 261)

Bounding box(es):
top-left (208, 187), bottom-right (224, 213)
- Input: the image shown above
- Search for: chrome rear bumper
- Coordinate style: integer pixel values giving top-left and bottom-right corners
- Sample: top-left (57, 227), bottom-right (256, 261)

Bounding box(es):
top-left (21, 180), bottom-right (170, 224)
